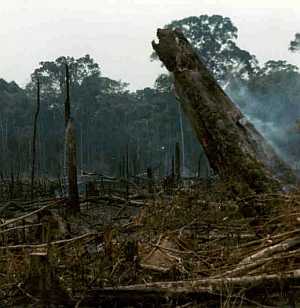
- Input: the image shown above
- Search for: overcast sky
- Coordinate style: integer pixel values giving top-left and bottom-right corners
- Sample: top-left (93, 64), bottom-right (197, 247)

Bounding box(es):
top-left (1, 0), bottom-right (300, 90)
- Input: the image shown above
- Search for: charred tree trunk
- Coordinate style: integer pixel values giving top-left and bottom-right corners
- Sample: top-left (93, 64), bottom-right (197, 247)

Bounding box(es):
top-left (175, 142), bottom-right (181, 180)
top-left (147, 167), bottom-right (153, 193)
top-left (64, 64), bottom-right (80, 213)
top-left (171, 155), bottom-right (175, 179)
top-left (65, 118), bottom-right (79, 212)
top-left (64, 64), bottom-right (71, 128)
top-left (31, 79), bottom-right (40, 200)
top-left (152, 29), bottom-right (296, 193)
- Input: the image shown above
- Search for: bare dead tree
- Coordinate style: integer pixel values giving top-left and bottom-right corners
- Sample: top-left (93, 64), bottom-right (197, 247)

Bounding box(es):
top-left (65, 64), bottom-right (70, 128)
top-left (171, 155), bottom-right (175, 179)
top-left (175, 142), bottom-right (181, 180)
top-left (65, 118), bottom-right (79, 212)
top-left (64, 64), bottom-right (80, 213)
top-left (147, 167), bottom-right (153, 193)
top-left (31, 79), bottom-right (40, 200)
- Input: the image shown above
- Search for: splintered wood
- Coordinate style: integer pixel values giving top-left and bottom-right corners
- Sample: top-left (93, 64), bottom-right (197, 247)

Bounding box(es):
top-left (152, 28), bottom-right (296, 193)
top-left (0, 190), bottom-right (299, 306)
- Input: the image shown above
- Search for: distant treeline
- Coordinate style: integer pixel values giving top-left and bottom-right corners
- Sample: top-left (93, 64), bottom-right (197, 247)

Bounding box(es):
top-left (0, 56), bottom-right (203, 178)
top-left (1, 15), bottom-right (300, 178)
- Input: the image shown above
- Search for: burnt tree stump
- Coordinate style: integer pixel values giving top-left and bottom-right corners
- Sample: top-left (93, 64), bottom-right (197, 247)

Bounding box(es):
top-left (152, 28), bottom-right (296, 193)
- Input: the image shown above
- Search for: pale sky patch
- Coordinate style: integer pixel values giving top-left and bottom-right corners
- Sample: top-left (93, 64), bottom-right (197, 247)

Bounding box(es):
top-left (0, 0), bottom-right (299, 90)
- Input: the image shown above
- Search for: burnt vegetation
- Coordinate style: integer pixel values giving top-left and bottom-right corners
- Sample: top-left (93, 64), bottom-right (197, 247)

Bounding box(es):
top-left (1, 14), bottom-right (300, 307)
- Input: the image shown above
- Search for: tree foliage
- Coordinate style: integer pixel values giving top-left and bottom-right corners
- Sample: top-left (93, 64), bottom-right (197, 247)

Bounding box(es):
top-left (289, 33), bottom-right (300, 52)
top-left (152, 15), bottom-right (258, 84)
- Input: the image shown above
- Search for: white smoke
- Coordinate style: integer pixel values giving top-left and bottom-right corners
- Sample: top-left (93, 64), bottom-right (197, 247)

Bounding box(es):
top-left (226, 82), bottom-right (299, 168)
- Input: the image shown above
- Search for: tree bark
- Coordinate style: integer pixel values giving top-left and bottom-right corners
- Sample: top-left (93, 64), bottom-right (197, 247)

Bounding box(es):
top-left (64, 64), bottom-right (80, 213)
top-left (64, 64), bottom-right (71, 128)
top-left (152, 29), bottom-right (296, 193)
top-left (175, 142), bottom-right (181, 180)
top-left (81, 270), bottom-right (300, 306)
top-left (31, 79), bottom-right (40, 200)
top-left (65, 118), bottom-right (80, 212)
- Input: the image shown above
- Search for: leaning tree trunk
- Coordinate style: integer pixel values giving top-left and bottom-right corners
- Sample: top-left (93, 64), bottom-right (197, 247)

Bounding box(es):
top-left (152, 29), bottom-right (296, 193)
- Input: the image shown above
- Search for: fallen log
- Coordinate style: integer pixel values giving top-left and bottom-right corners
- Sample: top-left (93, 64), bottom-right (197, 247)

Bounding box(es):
top-left (80, 270), bottom-right (300, 306)
top-left (217, 247), bottom-right (300, 278)
top-left (93, 270), bottom-right (300, 292)
top-left (0, 232), bottom-right (99, 251)
top-left (152, 29), bottom-right (296, 193)
top-left (238, 236), bottom-right (300, 267)
top-left (0, 201), bottom-right (61, 229)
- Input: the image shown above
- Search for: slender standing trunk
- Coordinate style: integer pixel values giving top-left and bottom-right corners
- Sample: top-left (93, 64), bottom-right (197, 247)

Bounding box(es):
top-left (65, 65), bottom-right (70, 128)
top-left (64, 64), bottom-right (80, 213)
top-left (80, 125), bottom-right (83, 175)
top-left (171, 155), bottom-right (175, 179)
top-left (175, 142), bottom-right (181, 181)
top-left (178, 103), bottom-right (185, 175)
top-left (31, 79), bottom-right (40, 200)
top-left (65, 118), bottom-right (79, 212)
top-left (126, 145), bottom-right (129, 199)
top-left (147, 167), bottom-right (153, 193)
top-left (126, 144), bottom-right (129, 179)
